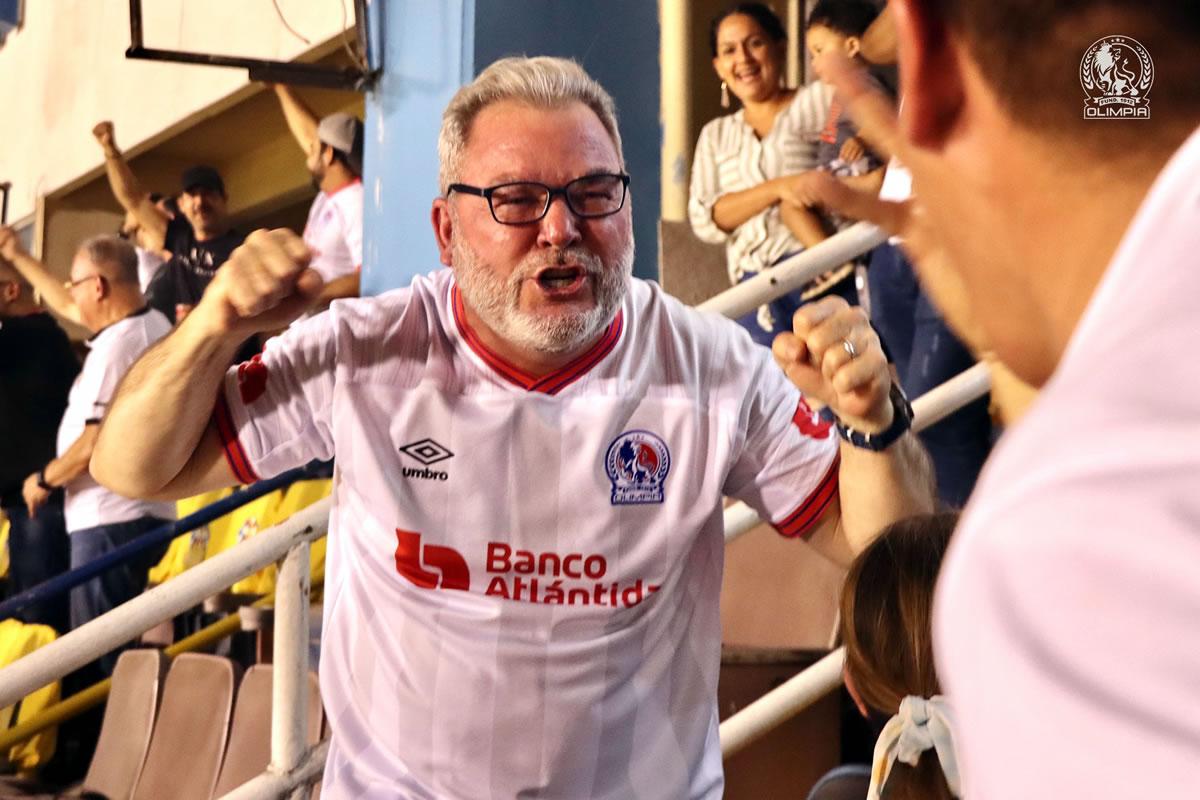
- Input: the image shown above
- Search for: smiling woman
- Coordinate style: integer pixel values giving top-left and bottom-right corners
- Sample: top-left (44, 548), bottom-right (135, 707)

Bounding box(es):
top-left (689, 3), bottom-right (850, 348)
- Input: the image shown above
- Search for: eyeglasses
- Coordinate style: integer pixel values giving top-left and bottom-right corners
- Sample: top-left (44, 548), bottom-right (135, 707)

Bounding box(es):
top-left (63, 274), bottom-right (105, 291)
top-left (447, 173), bottom-right (630, 225)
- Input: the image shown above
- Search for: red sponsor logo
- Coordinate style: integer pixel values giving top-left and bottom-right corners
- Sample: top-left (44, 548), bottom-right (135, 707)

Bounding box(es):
top-left (393, 530), bottom-right (470, 591)
top-left (792, 397), bottom-right (832, 439)
top-left (237, 355), bottom-right (269, 404)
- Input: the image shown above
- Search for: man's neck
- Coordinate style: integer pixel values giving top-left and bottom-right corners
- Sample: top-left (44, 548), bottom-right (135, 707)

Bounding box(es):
top-left (193, 223), bottom-right (230, 243)
top-left (321, 169), bottom-right (358, 196)
top-left (3, 298), bottom-right (43, 317)
top-left (92, 293), bottom-right (147, 333)
top-left (460, 301), bottom-right (604, 379)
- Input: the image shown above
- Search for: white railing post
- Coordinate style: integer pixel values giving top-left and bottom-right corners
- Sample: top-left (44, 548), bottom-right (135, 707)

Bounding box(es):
top-left (719, 647), bottom-right (846, 758)
top-left (270, 540), bottom-right (310, 795)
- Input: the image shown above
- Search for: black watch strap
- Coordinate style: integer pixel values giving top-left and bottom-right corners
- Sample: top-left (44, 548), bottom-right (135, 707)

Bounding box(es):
top-left (819, 383), bottom-right (914, 451)
top-left (37, 469), bottom-right (56, 491)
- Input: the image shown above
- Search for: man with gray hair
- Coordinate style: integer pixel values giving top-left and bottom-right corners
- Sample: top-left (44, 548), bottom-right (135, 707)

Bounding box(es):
top-left (93, 57), bottom-right (932, 797)
top-left (0, 230), bottom-right (173, 672)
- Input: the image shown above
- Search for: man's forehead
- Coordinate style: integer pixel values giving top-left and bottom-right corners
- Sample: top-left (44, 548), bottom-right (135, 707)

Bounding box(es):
top-left (461, 99), bottom-right (621, 182)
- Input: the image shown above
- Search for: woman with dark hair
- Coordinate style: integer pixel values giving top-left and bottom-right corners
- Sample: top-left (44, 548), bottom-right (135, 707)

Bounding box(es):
top-left (839, 512), bottom-right (962, 800)
top-left (689, 3), bottom-right (851, 347)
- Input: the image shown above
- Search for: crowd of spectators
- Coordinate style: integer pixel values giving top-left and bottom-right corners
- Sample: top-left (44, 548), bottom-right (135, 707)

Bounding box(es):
top-left (0, 83), bottom-right (363, 779)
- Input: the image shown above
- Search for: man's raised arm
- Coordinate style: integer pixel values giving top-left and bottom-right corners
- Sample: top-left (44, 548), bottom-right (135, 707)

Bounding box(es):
top-left (0, 226), bottom-right (82, 325)
top-left (777, 298), bottom-right (936, 567)
top-left (92, 121), bottom-right (170, 252)
top-left (270, 84), bottom-right (320, 155)
top-left (91, 229), bottom-right (325, 500)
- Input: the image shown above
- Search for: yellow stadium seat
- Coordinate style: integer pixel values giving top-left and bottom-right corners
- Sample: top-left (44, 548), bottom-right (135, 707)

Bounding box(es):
top-left (0, 620), bottom-right (59, 772)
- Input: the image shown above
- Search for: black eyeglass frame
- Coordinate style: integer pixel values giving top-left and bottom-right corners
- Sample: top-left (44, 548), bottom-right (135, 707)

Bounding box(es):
top-left (446, 173), bottom-right (631, 225)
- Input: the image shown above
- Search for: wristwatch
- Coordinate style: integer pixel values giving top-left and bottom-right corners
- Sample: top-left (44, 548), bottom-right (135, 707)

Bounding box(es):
top-left (37, 469), bottom-right (57, 491)
top-left (820, 383), bottom-right (914, 451)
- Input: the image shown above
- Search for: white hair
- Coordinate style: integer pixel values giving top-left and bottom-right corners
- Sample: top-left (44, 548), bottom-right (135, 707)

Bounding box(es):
top-left (437, 56), bottom-right (624, 192)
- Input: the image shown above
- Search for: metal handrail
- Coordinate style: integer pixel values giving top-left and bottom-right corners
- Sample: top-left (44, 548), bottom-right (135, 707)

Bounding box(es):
top-left (0, 462), bottom-right (326, 621)
top-left (0, 500), bottom-right (329, 709)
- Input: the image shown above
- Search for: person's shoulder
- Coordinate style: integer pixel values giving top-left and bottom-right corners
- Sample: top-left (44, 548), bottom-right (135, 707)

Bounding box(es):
top-left (626, 278), bottom-right (768, 378)
top-left (323, 268), bottom-right (450, 354)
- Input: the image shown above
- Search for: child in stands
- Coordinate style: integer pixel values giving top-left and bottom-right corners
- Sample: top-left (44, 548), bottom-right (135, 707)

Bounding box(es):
top-left (841, 512), bottom-right (962, 800)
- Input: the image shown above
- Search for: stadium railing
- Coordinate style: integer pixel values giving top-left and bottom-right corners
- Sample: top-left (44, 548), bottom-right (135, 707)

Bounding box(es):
top-left (0, 222), bottom-right (991, 797)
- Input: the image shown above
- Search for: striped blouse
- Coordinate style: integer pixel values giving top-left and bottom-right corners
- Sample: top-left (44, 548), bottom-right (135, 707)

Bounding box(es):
top-left (688, 81), bottom-right (834, 285)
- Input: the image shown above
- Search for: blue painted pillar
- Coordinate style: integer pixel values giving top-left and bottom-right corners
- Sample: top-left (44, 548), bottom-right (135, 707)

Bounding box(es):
top-left (362, 0), bottom-right (661, 293)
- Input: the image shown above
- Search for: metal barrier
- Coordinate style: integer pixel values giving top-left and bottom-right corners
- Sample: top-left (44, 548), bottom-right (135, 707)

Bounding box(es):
top-left (0, 462), bottom-right (325, 621)
top-left (0, 221), bottom-right (991, 796)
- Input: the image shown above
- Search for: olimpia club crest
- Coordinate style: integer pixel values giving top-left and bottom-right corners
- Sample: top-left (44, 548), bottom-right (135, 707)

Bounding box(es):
top-left (1080, 35), bottom-right (1153, 119)
top-left (605, 430), bottom-right (671, 505)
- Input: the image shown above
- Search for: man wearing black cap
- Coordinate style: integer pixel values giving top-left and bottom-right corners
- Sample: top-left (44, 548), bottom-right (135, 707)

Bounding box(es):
top-left (92, 121), bottom-right (245, 324)
top-left (270, 84), bottom-right (364, 310)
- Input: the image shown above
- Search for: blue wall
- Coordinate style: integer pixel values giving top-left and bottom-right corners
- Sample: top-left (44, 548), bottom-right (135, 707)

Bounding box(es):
top-left (362, 0), bottom-right (661, 293)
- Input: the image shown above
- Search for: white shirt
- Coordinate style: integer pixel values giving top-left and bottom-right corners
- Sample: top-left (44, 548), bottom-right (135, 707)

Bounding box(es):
top-left (935, 126), bottom-right (1200, 797)
top-left (58, 307), bottom-right (175, 531)
top-left (215, 270), bottom-right (839, 799)
top-left (303, 179), bottom-right (363, 283)
top-left (688, 82), bottom-right (833, 284)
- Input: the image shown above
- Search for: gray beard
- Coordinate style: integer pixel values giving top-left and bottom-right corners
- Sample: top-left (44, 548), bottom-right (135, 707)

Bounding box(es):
top-left (452, 236), bottom-right (633, 356)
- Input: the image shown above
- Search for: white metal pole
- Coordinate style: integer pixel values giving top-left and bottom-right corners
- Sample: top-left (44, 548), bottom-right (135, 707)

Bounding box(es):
top-left (911, 361), bottom-right (992, 431)
top-left (0, 499), bottom-right (330, 709)
top-left (698, 222), bottom-right (888, 319)
top-left (719, 647), bottom-right (845, 758)
top-left (217, 740), bottom-right (329, 800)
top-left (271, 540), bottom-right (311, 785)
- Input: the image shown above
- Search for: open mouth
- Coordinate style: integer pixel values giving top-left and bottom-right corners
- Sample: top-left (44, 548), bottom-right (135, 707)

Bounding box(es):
top-left (535, 265), bottom-right (588, 293)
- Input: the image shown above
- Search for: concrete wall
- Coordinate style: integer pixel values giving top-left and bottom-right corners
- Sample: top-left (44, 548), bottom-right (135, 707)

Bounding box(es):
top-left (0, 0), bottom-right (356, 224)
top-left (361, 0), bottom-right (662, 292)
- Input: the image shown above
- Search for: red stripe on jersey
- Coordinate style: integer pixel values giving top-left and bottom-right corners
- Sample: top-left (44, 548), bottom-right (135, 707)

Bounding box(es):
top-left (213, 393), bottom-right (260, 485)
top-left (451, 284), bottom-right (623, 395)
top-left (773, 454), bottom-right (840, 539)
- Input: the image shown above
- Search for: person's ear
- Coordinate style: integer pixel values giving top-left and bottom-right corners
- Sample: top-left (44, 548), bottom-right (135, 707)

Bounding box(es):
top-left (844, 35), bottom-right (861, 59)
top-left (891, 0), bottom-right (966, 151)
top-left (1, 281), bottom-right (18, 303)
top-left (431, 198), bottom-right (455, 267)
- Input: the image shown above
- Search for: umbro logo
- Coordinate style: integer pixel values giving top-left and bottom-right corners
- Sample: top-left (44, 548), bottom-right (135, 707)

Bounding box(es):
top-left (399, 438), bottom-right (454, 466)
top-left (399, 438), bottom-right (453, 481)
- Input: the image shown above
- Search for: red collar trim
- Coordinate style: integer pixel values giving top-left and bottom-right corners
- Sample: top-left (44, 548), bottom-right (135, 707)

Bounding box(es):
top-left (451, 284), bottom-right (623, 395)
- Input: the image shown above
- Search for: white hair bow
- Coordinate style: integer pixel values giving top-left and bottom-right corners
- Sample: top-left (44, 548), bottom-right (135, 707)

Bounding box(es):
top-left (866, 695), bottom-right (962, 799)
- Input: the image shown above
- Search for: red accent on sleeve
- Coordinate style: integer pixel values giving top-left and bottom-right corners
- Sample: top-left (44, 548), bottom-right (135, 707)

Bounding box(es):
top-left (213, 393), bottom-right (260, 485)
top-left (772, 454), bottom-right (840, 539)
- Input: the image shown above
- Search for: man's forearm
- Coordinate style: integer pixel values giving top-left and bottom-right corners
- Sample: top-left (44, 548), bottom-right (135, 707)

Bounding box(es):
top-left (10, 252), bottom-right (81, 324)
top-left (836, 432), bottom-right (935, 552)
top-left (101, 148), bottom-right (167, 251)
top-left (43, 429), bottom-right (97, 488)
top-left (93, 315), bottom-right (244, 497)
top-left (273, 85), bottom-right (319, 154)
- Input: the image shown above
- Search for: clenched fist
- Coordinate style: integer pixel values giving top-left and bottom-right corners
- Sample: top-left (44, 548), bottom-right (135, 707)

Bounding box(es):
top-left (192, 228), bottom-right (325, 338)
top-left (92, 121), bottom-right (117, 153)
top-left (772, 296), bottom-right (893, 433)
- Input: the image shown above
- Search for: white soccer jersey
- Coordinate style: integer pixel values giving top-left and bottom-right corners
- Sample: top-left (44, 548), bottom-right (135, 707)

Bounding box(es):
top-left (302, 180), bottom-right (363, 282)
top-left (215, 269), bottom-right (838, 799)
top-left (58, 307), bottom-right (175, 531)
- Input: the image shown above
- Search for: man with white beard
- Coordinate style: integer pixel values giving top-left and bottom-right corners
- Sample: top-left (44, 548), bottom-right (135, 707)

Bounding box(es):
top-left (92, 56), bottom-right (932, 799)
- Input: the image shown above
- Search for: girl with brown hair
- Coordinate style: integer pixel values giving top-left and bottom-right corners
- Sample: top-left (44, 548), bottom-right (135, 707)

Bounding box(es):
top-left (840, 512), bottom-right (962, 799)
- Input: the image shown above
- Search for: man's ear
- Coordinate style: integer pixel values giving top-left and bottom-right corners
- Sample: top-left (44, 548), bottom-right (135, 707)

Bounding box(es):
top-left (0, 281), bottom-right (18, 303)
top-left (431, 198), bottom-right (454, 267)
top-left (892, 0), bottom-right (966, 151)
